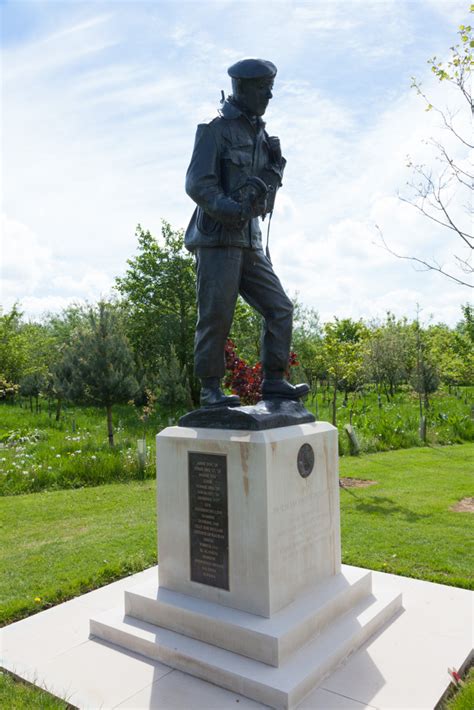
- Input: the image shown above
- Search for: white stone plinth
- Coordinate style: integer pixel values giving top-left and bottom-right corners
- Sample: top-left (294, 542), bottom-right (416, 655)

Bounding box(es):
top-left (90, 577), bottom-right (402, 709)
top-left (124, 567), bottom-right (373, 666)
top-left (156, 422), bottom-right (340, 617)
top-left (89, 421), bottom-right (404, 708)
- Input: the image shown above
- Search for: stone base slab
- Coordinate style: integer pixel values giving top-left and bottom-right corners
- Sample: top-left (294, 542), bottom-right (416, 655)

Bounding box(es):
top-left (124, 567), bottom-right (373, 666)
top-left (3, 566), bottom-right (472, 709)
top-left (90, 576), bottom-right (402, 709)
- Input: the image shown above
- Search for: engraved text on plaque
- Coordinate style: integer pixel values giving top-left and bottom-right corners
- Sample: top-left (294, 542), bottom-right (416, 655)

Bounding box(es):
top-left (189, 452), bottom-right (229, 590)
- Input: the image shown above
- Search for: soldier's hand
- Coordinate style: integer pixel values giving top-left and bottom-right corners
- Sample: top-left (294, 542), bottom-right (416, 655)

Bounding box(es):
top-left (267, 136), bottom-right (282, 163)
top-left (242, 199), bottom-right (267, 221)
top-left (235, 176), bottom-right (269, 222)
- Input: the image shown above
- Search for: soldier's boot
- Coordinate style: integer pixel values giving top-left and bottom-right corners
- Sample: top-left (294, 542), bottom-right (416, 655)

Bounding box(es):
top-left (262, 371), bottom-right (309, 401)
top-left (200, 378), bottom-right (240, 408)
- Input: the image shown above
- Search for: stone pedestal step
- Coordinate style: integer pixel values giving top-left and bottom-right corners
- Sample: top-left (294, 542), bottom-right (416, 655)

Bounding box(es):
top-left (124, 567), bottom-right (372, 666)
top-left (90, 587), bottom-right (402, 710)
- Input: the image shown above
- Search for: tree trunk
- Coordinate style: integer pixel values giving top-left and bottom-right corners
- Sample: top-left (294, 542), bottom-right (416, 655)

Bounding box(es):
top-left (55, 398), bottom-right (62, 422)
top-left (324, 380), bottom-right (329, 405)
top-left (106, 405), bottom-right (114, 447)
top-left (419, 415), bottom-right (427, 442)
top-left (332, 382), bottom-right (337, 426)
top-left (424, 392), bottom-right (430, 410)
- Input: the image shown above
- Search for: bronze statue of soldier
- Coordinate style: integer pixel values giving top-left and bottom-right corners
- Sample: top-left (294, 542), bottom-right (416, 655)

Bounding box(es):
top-left (185, 58), bottom-right (309, 408)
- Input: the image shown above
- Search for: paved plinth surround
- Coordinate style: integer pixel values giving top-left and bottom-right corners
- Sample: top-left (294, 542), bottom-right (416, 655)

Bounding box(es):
top-left (90, 423), bottom-right (403, 709)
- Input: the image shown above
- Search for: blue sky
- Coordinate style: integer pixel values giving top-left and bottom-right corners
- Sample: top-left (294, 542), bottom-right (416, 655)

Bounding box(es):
top-left (1, 0), bottom-right (471, 325)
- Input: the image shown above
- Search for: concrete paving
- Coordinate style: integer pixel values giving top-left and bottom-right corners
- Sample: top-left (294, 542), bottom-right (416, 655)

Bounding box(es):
top-left (1, 565), bottom-right (472, 709)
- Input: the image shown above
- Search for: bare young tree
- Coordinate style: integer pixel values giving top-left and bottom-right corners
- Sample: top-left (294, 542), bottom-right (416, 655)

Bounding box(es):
top-left (379, 17), bottom-right (473, 288)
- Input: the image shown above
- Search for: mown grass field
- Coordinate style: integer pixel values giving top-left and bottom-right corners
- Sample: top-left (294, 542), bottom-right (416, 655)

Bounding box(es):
top-left (0, 480), bottom-right (157, 625)
top-left (1, 444), bottom-right (472, 627)
top-left (1, 386), bottom-right (473, 495)
top-left (339, 444), bottom-right (473, 586)
top-left (0, 670), bottom-right (69, 709)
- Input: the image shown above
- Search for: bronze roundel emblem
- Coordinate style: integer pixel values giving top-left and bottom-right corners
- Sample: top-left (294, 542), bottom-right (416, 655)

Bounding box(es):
top-left (297, 443), bottom-right (314, 478)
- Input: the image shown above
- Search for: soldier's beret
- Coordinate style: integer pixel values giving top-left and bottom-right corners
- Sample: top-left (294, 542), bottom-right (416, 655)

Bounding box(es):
top-left (227, 58), bottom-right (277, 80)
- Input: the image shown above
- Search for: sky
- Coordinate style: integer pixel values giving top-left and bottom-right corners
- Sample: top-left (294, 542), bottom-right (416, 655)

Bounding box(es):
top-left (1, 0), bottom-right (472, 327)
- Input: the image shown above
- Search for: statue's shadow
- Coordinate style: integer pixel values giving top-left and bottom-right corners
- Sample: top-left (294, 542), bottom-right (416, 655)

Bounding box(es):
top-left (342, 490), bottom-right (429, 523)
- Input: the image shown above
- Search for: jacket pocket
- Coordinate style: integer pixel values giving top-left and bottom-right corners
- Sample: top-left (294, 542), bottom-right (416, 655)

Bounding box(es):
top-left (197, 207), bottom-right (220, 235)
top-left (223, 143), bottom-right (253, 167)
top-left (222, 143), bottom-right (253, 197)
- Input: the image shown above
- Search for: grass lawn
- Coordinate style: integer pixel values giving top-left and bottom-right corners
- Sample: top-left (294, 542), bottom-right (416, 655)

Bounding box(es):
top-left (1, 481), bottom-right (157, 625)
top-left (0, 670), bottom-right (69, 709)
top-left (1, 443), bottom-right (472, 627)
top-left (445, 668), bottom-right (474, 710)
top-left (339, 444), bottom-right (473, 587)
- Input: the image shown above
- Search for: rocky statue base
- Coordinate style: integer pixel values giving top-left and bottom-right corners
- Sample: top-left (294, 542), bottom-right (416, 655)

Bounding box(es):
top-left (90, 422), bottom-right (402, 709)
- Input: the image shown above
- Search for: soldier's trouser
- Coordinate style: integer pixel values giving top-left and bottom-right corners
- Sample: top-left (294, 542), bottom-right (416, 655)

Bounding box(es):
top-left (194, 246), bottom-right (293, 379)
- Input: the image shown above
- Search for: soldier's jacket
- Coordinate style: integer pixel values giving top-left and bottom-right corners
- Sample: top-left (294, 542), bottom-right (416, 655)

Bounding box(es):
top-left (184, 98), bottom-right (286, 252)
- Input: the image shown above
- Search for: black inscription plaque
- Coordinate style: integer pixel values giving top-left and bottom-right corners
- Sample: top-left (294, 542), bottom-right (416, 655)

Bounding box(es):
top-left (188, 452), bottom-right (229, 590)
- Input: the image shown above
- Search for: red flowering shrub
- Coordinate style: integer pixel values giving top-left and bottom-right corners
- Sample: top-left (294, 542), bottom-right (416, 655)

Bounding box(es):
top-left (224, 339), bottom-right (300, 405)
top-left (224, 339), bottom-right (262, 405)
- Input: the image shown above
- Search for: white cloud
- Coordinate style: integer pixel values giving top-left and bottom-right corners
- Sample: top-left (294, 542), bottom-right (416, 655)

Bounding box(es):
top-left (0, 214), bottom-right (114, 316)
top-left (1, 215), bottom-right (52, 298)
top-left (266, 66), bottom-right (470, 325)
top-left (2, 0), bottom-right (470, 327)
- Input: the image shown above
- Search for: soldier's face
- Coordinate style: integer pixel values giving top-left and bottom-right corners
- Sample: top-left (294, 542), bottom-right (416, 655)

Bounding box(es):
top-left (240, 78), bottom-right (274, 116)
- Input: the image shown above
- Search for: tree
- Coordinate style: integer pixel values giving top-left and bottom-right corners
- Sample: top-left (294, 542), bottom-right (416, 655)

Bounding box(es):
top-left (43, 303), bottom-right (90, 344)
top-left (410, 355), bottom-right (440, 410)
top-left (26, 305), bottom-right (91, 420)
top-left (426, 316), bottom-right (474, 388)
top-left (156, 346), bottom-right (192, 415)
top-left (45, 346), bottom-right (75, 421)
top-left (457, 303), bottom-right (474, 342)
top-left (381, 16), bottom-right (473, 287)
top-left (116, 223), bottom-right (198, 403)
top-left (322, 318), bottom-right (368, 426)
top-left (19, 371), bottom-right (45, 412)
top-left (410, 311), bottom-right (439, 441)
top-left (67, 302), bottom-right (138, 446)
top-left (365, 313), bottom-right (414, 400)
top-left (21, 321), bottom-right (56, 405)
top-left (291, 300), bottom-right (323, 383)
top-left (0, 305), bottom-right (28, 384)
top-left (228, 298), bottom-right (263, 364)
